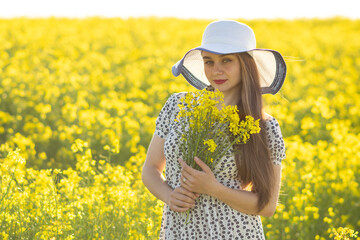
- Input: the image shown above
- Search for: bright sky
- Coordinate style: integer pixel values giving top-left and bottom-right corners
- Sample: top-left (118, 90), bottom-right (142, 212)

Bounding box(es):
top-left (0, 0), bottom-right (359, 19)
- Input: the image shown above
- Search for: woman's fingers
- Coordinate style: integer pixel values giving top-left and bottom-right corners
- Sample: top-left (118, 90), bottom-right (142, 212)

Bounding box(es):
top-left (178, 158), bottom-right (194, 175)
top-left (168, 186), bottom-right (198, 212)
top-left (178, 183), bottom-right (198, 200)
top-left (174, 187), bottom-right (197, 202)
top-left (178, 157), bottom-right (213, 195)
top-left (194, 157), bottom-right (212, 174)
top-left (180, 174), bottom-right (196, 193)
top-left (171, 197), bottom-right (194, 209)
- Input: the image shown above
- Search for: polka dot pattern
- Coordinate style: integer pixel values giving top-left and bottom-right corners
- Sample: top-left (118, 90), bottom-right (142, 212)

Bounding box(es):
top-left (155, 93), bottom-right (286, 240)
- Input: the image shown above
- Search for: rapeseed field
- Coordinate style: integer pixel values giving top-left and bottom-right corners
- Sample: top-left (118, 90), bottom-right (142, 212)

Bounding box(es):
top-left (0, 17), bottom-right (359, 239)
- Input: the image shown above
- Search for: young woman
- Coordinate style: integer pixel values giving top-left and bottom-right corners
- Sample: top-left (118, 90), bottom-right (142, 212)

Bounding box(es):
top-left (142, 20), bottom-right (286, 239)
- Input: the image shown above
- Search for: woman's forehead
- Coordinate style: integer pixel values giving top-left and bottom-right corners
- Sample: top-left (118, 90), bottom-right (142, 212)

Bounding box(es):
top-left (201, 51), bottom-right (236, 58)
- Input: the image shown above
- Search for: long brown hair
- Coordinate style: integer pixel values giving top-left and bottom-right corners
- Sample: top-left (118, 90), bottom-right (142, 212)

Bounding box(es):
top-left (235, 52), bottom-right (274, 212)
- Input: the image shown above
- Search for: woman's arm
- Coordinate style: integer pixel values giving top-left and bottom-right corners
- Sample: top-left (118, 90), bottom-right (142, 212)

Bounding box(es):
top-left (142, 134), bottom-right (199, 212)
top-left (179, 157), bottom-right (282, 217)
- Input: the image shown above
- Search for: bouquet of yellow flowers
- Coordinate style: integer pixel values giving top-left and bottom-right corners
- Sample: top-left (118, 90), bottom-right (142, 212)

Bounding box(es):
top-left (175, 89), bottom-right (260, 171)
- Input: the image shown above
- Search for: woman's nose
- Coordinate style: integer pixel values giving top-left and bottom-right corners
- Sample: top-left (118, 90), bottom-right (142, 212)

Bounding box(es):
top-left (212, 62), bottom-right (224, 75)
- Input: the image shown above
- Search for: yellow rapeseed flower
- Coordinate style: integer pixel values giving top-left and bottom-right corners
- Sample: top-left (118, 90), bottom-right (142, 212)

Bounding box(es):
top-left (176, 89), bottom-right (260, 170)
top-left (203, 139), bottom-right (217, 152)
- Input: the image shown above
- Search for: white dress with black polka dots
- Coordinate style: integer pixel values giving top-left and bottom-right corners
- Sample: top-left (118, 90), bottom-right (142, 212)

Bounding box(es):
top-left (154, 93), bottom-right (286, 240)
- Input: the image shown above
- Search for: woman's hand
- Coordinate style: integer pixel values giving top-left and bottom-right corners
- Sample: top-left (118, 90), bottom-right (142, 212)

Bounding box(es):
top-left (178, 157), bottom-right (283, 217)
top-left (179, 157), bottom-right (219, 195)
top-left (167, 186), bottom-right (199, 212)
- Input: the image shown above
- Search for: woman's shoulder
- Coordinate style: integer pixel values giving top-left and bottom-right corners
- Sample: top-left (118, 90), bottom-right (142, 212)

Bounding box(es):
top-left (263, 113), bottom-right (283, 133)
top-left (166, 92), bottom-right (187, 102)
top-left (170, 91), bottom-right (187, 99)
top-left (263, 112), bottom-right (285, 141)
top-left (160, 92), bottom-right (187, 114)
top-left (162, 92), bottom-right (188, 109)
top-left (263, 113), bottom-right (279, 124)
top-left (155, 92), bottom-right (187, 138)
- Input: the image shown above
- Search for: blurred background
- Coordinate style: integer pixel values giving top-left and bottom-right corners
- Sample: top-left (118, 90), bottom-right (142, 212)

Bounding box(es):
top-left (0, 1), bottom-right (359, 240)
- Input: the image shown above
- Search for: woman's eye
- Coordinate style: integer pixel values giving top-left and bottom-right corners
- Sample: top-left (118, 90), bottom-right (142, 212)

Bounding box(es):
top-left (223, 58), bottom-right (232, 63)
top-left (204, 61), bottom-right (213, 65)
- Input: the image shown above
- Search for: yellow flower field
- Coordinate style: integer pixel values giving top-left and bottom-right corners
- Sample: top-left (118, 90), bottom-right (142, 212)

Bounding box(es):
top-left (0, 17), bottom-right (359, 239)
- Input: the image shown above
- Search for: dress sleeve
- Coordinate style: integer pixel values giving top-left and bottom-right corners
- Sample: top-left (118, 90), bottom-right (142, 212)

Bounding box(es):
top-left (154, 93), bottom-right (182, 139)
top-left (264, 117), bottom-right (286, 165)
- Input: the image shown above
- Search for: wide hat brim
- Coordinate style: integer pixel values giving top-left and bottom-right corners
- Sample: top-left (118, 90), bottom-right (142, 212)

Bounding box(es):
top-left (172, 46), bottom-right (287, 95)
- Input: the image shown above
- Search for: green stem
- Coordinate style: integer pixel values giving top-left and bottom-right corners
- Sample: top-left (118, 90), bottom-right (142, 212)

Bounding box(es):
top-left (211, 134), bottom-right (244, 168)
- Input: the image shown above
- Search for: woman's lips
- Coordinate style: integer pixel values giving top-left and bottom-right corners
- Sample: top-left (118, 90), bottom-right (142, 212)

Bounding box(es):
top-left (213, 79), bottom-right (227, 84)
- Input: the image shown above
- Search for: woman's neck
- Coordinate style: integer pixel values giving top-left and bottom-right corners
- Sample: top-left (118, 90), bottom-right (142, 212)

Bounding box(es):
top-left (223, 89), bottom-right (241, 106)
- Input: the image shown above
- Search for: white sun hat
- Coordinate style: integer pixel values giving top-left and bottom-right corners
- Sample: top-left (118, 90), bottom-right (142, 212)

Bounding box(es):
top-left (172, 20), bottom-right (287, 95)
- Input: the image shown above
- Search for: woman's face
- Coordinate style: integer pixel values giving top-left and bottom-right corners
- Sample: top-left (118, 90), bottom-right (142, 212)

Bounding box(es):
top-left (202, 51), bottom-right (241, 96)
